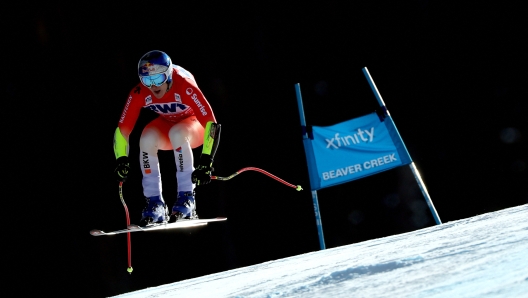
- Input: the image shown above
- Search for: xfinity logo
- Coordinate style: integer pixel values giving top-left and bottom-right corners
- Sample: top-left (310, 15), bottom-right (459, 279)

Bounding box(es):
top-left (326, 127), bottom-right (375, 149)
top-left (142, 152), bottom-right (151, 174)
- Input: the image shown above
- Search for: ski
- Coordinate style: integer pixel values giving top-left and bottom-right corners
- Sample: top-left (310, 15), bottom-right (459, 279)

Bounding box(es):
top-left (90, 217), bottom-right (226, 236)
top-left (90, 227), bottom-right (132, 236)
top-left (128, 217), bottom-right (227, 232)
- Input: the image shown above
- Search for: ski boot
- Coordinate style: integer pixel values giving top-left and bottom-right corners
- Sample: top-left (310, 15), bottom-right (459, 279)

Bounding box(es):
top-left (140, 195), bottom-right (169, 227)
top-left (171, 191), bottom-right (198, 222)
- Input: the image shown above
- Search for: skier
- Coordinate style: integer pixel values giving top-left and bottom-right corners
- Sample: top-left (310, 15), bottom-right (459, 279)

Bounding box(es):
top-left (113, 50), bottom-right (221, 226)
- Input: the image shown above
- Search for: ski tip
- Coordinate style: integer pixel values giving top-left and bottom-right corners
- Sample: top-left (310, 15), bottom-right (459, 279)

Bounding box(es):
top-left (90, 229), bottom-right (120, 236)
top-left (90, 229), bottom-right (104, 236)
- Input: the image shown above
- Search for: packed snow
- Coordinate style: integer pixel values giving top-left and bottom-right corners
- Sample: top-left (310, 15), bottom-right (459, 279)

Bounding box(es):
top-left (113, 204), bottom-right (528, 298)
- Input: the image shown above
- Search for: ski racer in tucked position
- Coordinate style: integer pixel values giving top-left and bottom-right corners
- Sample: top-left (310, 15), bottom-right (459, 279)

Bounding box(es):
top-left (113, 50), bottom-right (221, 226)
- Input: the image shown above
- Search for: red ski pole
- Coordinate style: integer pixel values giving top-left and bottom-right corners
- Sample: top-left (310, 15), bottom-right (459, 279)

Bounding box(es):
top-left (211, 167), bottom-right (303, 191)
top-left (118, 181), bottom-right (133, 273)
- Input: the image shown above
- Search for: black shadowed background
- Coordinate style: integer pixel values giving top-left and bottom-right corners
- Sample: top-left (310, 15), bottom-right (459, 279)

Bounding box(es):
top-left (8, 2), bottom-right (527, 297)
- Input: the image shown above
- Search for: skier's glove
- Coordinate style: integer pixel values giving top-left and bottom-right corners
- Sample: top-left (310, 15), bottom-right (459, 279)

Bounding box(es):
top-left (192, 155), bottom-right (213, 185)
top-left (114, 156), bottom-right (130, 182)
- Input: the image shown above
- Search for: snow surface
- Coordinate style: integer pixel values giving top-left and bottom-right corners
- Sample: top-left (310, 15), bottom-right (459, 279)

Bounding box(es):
top-left (113, 204), bottom-right (528, 298)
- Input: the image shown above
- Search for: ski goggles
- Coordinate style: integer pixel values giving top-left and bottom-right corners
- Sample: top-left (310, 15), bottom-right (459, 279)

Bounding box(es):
top-left (140, 73), bottom-right (169, 88)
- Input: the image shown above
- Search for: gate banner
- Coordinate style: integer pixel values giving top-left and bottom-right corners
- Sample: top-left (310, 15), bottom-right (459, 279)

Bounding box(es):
top-left (304, 112), bottom-right (412, 190)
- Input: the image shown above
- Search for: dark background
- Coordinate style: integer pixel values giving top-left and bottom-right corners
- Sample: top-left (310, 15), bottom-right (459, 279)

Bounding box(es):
top-left (9, 2), bottom-right (527, 297)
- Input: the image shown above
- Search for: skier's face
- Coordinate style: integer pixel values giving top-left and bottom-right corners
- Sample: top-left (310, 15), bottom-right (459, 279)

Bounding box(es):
top-left (149, 82), bottom-right (168, 99)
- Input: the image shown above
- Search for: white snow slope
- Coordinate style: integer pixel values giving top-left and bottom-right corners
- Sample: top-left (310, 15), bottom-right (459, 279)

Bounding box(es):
top-left (114, 204), bottom-right (528, 298)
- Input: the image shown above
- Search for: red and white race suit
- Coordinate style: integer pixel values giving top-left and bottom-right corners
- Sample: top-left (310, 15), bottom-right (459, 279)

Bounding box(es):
top-left (116, 65), bottom-right (217, 197)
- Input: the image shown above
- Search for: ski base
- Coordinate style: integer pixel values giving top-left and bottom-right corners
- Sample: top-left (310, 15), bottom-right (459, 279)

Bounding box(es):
top-left (90, 217), bottom-right (226, 236)
top-left (129, 217), bottom-right (227, 232)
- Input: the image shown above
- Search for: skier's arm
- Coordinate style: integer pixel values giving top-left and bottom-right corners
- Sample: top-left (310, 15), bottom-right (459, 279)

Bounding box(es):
top-left (202, 121), bottom-right (221, 158)
top-left (113, 127), bottom-right (129, 159)
top-left (192, 121), bottom-right (221, 185)
top-left (179, 71), bottom-right (216, 127)
top-left (113, 91), bottom-right (143, 181)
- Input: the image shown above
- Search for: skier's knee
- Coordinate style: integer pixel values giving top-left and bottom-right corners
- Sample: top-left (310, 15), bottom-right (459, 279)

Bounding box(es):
top-left (140, 128), bottom-right (160, 152)
top-left (169, 124), bottom-right (192, 145)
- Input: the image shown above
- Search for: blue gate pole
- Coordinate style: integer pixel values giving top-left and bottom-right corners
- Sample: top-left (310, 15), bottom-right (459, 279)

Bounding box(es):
top-left (295, 83), bottom-right (326, 250)
top-left (362, 67), bottom-right (442, 225)
top-left (409, 162), bottom-right (442, 225)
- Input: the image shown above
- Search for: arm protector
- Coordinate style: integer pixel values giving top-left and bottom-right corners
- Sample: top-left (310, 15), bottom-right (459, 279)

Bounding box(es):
top-left (201, 121), bottom-right (221, 161)
top-left (192, 121), bottom-right (221, 186)
top-left (113, 127), bottom-right (129, 159)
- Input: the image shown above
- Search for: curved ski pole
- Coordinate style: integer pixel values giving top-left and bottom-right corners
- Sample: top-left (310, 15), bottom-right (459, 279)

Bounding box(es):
top-left (211, 167), bottom-right (303, 191)
top-left (118, 181), bottom-right (133, 274)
